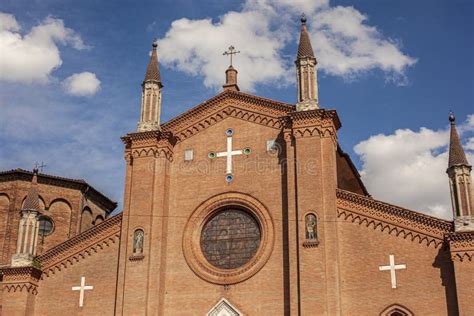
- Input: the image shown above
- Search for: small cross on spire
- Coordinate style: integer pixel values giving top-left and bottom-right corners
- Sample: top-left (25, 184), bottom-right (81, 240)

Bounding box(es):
top-left (223, 45), bottom-right (240, 67)
top-left (34, 161), bottom-right (47, 173)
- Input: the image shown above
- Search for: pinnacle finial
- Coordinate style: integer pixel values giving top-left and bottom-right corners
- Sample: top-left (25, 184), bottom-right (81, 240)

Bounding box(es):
top-left (449, 111), bottom-right (455, 124)
top-left (301, 13), bottom-right (307, 25)
top-left (152, 38), bottom-right (158, 49)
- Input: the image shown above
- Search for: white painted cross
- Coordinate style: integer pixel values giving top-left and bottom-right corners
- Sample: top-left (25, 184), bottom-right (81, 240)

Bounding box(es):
top-left (72, 276), bottom-right (93, 307)
top-left (216, 133), bottom-right (242, 174)
top-left (378, 254), bottom-right (406, 289)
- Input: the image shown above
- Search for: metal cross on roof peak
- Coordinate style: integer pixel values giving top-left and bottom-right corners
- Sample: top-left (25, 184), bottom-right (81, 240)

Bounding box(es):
top-left (34, 161), bottom-right (47, 173)
top-left (223, 45), bottom-right (240, 67)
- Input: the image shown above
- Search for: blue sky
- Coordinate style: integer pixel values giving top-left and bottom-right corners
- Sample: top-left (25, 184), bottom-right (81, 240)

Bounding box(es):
top-left (0, 0), bottom-right (472, 218)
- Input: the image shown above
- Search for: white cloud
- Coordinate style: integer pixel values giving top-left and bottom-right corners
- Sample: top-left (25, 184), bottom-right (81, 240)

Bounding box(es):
top-left (156, 0), bottom-right (416, 91)
top-left (354, 115), bottom-right (474, 219)
top-left (157, 10), bottom-right (290, 92)
top-left (62, 72), bottom-right (101, 96)
top-left (312, 6), bottom-right (417, 84)
top-left (0, 12), bottom-right (85, 83)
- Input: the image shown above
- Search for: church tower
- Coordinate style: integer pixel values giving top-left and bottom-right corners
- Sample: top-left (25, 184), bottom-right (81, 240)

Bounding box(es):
top-left (295, 14), bottom-right (319, 111)
top-left (11, 169), bottom-right (41, 267)
top-left (447, 112), bottom-right (474, 231)
top-left (137, 41), bottom-right (163, 132)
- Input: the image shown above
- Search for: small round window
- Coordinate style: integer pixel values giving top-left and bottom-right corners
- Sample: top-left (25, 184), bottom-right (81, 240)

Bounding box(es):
top-left (38, 216), bottom-right (54, 236)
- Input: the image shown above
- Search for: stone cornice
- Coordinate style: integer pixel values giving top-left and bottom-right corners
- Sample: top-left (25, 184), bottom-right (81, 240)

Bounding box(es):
top-left (336, 189), bottom-right (453, 248)
top-left (446, 231), bottom-right (474, 262)
top-left (36, 214), bottom-right (122, 277)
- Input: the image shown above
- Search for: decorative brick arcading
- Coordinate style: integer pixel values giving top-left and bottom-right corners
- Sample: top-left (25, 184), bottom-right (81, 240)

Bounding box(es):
top-left (122, 130), bottom-right (176, 161)
top-left (288, 109), bottom-right (341, 144)
top-left (160, 90), bottom-right (294, 143)
top-left (0, 168), bottom-right (117, 211)
top-left (336, 189), bottom-right (453, 248)
top-left (36, 214), bottom-right (122, 277)
top-left (0, 266), bottom-right (42, 294)
top-left (446, 231), bottom-right (474, 262)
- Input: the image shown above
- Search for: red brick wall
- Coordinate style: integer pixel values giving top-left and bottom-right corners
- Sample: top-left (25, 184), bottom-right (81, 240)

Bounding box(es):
top-left (34, 235), bottom-right (120, 315)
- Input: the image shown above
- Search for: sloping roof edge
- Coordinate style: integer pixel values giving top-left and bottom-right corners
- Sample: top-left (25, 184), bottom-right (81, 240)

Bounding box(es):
top-left (337, 189), bottom-right (453, 244)
top-left (161, 89), bottom-right (294, 133)
top-left (37, 214), bottom-right (122, 274)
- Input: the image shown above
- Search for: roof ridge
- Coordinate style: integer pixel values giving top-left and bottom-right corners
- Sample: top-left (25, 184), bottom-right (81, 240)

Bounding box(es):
top-left (37, 214), bottom-right (122, 269)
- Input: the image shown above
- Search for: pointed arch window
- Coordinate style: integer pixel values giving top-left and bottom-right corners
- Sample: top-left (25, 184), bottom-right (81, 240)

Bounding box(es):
top-left (380, 304), bottom-right (414, 316)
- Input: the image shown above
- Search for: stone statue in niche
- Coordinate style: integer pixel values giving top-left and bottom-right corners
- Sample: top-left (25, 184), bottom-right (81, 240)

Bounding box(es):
top-left (305, 214), bottom-right (317, 240)
top-left (133, 229), bottom-right (144, 254)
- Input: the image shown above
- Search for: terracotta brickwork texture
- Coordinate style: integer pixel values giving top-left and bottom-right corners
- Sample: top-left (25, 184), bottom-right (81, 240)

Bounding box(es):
top-left (0, 92), bottom-right (472, 315)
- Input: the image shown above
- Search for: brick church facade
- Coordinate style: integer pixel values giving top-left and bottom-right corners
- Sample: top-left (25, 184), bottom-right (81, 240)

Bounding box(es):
top-left (1, 16), bottom-right (473, 315)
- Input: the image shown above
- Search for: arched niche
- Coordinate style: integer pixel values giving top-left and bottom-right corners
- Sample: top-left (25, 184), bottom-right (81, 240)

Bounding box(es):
top-left (94, 214), bottom-right (105, 225)
top-left (0, 193), bottom-right (10, 209)
top-left (0, 193), bottom-right (10, 242)
top-left (80, 207), bottom-right (94, 233)
top-left (41, 199), bottom-right (72, 250)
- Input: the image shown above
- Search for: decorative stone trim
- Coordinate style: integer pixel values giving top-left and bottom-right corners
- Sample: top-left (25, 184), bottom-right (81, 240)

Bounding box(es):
top-left (446, 231), bottom-right (474, 262)
top-left (36, 214), bottom-right (122, 277)
top-left (337, 189), bottom-right (453, 248)
top-left (182, 192), bottom-right (275, 285)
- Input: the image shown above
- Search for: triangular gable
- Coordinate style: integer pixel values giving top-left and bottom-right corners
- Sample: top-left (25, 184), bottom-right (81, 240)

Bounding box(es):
top-left (336, 189), bottom-right (453, 247)
top-left (207, 298), bottom-right (242, 316)
top-left (37, 214), bottom-right (122, 277)
top-left (161, 90), bottom-right (294, 142)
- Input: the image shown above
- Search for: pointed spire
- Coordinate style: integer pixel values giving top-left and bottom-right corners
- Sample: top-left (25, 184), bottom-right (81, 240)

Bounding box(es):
top-left (295, 14), bottom-right (319, 111)
top-left (297, 14), bottom-right (315, 59)
top-left (144, 41), bottom-right (162, 85)
top-left (448, 112), bottom-right (470, 169)
top-left (22, 169), bottom-right (40, 212)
